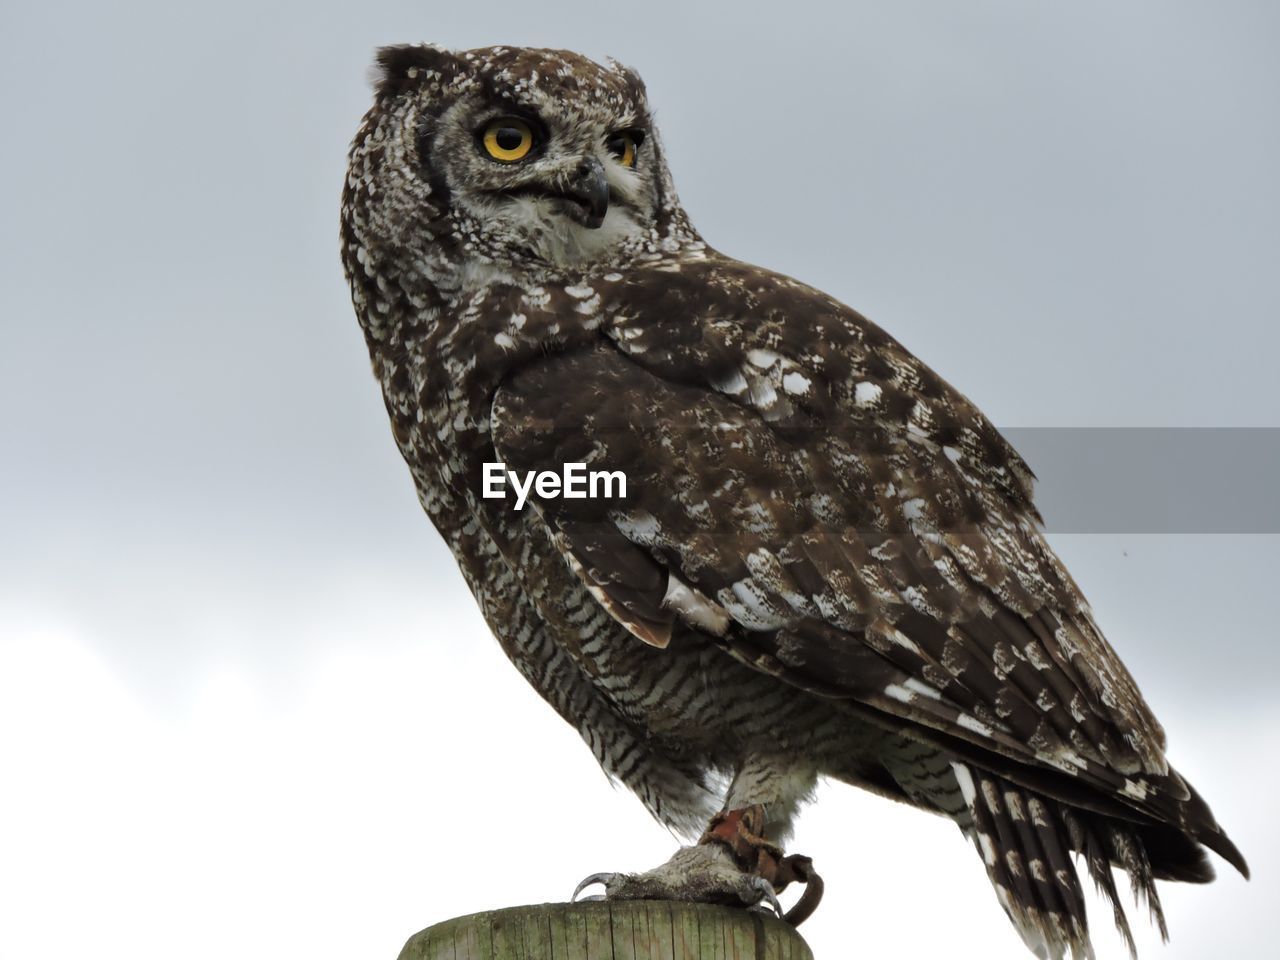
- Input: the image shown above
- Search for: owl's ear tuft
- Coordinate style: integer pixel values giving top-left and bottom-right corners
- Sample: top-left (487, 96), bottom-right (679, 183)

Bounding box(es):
top-left (605, 57), bottom-right (649, 99)
top-left (372, 44), bottom-right (459, 96)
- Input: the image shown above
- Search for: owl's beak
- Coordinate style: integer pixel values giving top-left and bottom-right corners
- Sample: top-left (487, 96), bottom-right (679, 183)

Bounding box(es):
top-left (561, 158), bottom-right (610, 229)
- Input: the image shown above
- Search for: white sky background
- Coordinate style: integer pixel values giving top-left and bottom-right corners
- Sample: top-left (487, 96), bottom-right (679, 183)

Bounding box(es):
top-left (1, 1), bottom-right (1276, 958)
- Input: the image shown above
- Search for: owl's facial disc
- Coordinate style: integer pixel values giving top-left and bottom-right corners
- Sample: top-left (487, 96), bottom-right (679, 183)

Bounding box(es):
top-left (498, 156), bottom-right (612, 230)
top-left (471, 113), bottom-right (634, 233)
top-left (427, 98), bottom-right (656, 267)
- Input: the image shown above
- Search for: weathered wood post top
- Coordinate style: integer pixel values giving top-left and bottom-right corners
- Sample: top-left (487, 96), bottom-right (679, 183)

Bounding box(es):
top-left (398, 901), bottom-right (815, 960)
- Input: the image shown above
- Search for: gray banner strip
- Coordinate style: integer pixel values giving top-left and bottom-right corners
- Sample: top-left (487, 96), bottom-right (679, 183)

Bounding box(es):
top-left (1003, 428), bottom-right (1280, 534)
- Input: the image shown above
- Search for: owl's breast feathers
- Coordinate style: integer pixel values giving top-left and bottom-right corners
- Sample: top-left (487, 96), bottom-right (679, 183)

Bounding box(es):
top-left (474, 251), bottom-right (1244, 878)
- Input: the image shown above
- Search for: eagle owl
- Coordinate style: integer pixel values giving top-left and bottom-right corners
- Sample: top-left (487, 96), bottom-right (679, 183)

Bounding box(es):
top-left (340, 44), bottom-right (1246, 957)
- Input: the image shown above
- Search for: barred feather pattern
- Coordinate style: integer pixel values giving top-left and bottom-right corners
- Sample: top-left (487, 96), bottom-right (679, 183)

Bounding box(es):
top-left (967, 765), bottom-right (1090, 958)
top-left (341, 43), bottom-right (1247, 958)
top-left (880, 744), bottom-right (1167, 959)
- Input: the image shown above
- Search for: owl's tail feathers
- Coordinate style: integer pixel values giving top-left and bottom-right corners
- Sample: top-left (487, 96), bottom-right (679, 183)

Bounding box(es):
top-left (954, 763), bottom-right (1099, 959)
top-left (955, 759), bottom-right (1248, 959)
top-left (954, 763), bottom-right (1193, 960)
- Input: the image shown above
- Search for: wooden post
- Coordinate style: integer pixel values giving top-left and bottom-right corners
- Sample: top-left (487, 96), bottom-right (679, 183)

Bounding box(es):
top-left (397, 901), bottom-right (814, 960)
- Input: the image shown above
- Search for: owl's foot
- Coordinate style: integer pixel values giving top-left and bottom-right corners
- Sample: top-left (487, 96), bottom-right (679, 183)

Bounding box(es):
top-left (571, 804), bottom-right (824, 926)
top-left (572, 843), bottom-right (785, 918)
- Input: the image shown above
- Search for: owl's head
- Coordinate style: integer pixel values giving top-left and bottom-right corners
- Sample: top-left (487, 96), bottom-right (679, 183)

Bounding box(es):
top-left (346, 44), bottom-right (696, 281)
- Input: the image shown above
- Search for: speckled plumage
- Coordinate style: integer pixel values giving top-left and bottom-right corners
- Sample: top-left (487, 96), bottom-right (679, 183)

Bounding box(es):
top-left (341, 44), bottom-right (1246, 958)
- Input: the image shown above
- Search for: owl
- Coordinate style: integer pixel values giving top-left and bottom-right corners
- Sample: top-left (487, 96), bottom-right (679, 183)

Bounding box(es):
top-left (340, 44), bottom-right (1247, 958)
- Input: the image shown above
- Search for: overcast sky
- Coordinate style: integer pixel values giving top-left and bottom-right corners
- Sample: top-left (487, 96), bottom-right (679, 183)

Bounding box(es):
top-left (1, 2), bottom-right (1276, 958)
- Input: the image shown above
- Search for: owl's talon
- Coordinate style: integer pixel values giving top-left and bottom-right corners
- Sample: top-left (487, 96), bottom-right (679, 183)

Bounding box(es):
top-left (571, 872), bottom-right (616, 902)
top-left (572, 843), bottom-right (789, 916)
top-left (747, 875), bottom-right (784, 920)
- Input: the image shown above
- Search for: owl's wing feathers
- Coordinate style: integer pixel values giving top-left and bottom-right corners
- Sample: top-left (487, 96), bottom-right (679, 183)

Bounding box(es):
top-left (489, 260), bottom-right (1244, 876)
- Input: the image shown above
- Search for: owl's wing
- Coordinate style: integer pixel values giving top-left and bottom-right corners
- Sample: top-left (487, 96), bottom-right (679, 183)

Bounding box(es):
top-left (488, 262), bottom-right (1241, 870)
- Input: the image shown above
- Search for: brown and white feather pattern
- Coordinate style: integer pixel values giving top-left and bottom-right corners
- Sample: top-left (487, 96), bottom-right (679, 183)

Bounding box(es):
top-left (341, 43), bottom-right (1247, 958)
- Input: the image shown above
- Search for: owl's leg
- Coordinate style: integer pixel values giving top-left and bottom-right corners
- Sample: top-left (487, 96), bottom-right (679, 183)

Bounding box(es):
top-left (719, 753), bottom-right (817, 846)
top-left (703, 754), bottom-right (825, 925)
top-left (573, 756), bottom-right (824, 925)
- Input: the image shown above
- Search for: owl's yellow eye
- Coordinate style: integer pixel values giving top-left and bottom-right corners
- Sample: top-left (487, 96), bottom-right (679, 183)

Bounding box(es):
top-left (606, 130), bottom-right (642, 168)
top-left (482, 118), bottom-right (536, 163)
